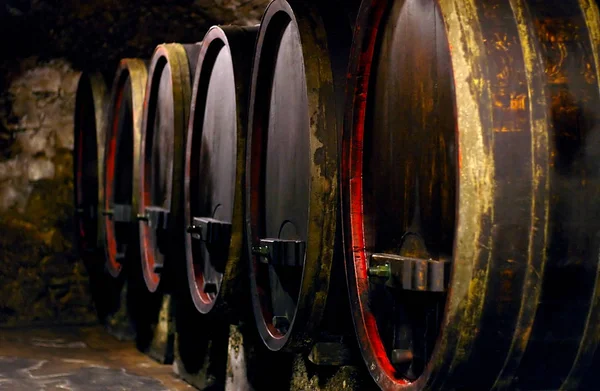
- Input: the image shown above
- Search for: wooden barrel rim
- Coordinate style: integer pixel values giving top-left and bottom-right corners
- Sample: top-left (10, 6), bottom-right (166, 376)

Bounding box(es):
top-left (245, 0), bottom-right (339, 351)
top-left (104, 59), bottom-right (147, 278)
top-left (342, 0), bottom-right (551, 389)
top-left (139, 44), bottom-right (193, 293)
top-left (184, 26), bottom-right (257, 315)
top-left (74, 72), bottom-right (107, 253)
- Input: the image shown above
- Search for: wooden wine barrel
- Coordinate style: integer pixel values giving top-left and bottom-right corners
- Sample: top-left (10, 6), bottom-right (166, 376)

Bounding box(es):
top-left (184, 26), bottom-right (257, 315)
top-left (74, 72), bottom-right (108, 254)
top-left (245, 0), bottom-right (347, 351)
top-left (510, 1), bottom-right (600, 389)
top-left (103, 59), bottom-right (148, 278)
top-left (139, 43), bottom-right (201, 293)
top-left (342, 0), bottom-right (552, 389)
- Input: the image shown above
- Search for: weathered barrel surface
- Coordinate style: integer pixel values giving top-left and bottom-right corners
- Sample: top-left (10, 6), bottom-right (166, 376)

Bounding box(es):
top-left (342, 0), bottom-right (556, 389)
top-left (139, 43), bottom-right (200, 293)
top-left (184, 26), bottom-right (257, 315)
top-left (72, 0), bottom-right (600, 389)
top-left (512, 1), bottom-right (600, 389)
top-left (245, 0), bottom-right (343, 351)
top-left (103, 59), bottom-right (148, 278)
top-left (74, 72), bottom-right (108, 254)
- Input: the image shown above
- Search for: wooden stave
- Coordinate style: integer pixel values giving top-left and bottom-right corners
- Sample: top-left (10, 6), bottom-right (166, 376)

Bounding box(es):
top-left (73, 72), bottom-right (108, 255)
top-left (510, 1), bottom-right (600, 389)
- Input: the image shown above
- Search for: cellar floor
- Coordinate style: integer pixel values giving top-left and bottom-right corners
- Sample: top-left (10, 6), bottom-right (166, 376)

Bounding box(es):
top-left (0, 325), bottom-right (193, 390)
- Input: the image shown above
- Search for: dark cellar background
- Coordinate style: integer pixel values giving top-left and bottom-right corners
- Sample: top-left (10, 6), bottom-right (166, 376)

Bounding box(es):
top-left (0, 0), bottom-right (269, 327)
top-left (2, 1), bottom-right (600, 390)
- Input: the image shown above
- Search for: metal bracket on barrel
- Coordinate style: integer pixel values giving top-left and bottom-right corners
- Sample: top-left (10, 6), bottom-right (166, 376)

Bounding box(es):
top-left (76, 204), bottom-right (96, 219)
top-left (137, 206), bottom-right (169, 230)
top-left (137, 206), bottom-right (170, 258)
top-left (368, 253), bottom-right (450, 292)
top-left (186, 217), bottom-right (232, 246)
top-left (102, 204), bottom-right (132, 264)
top-left (252, 238), bottom-right (306, 267)
top-left (115, 251), bottom-right (127, 264)
top-left (251, 239), bottom-right (305, 333)
top-left (102, 204), bottom-right (132, 222)
top-left (186, 217), bottom-right (232, 273)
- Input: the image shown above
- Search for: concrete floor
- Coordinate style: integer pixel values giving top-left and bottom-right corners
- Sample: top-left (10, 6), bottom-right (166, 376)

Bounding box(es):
top-left (0, 325), bottom-right (193, 390)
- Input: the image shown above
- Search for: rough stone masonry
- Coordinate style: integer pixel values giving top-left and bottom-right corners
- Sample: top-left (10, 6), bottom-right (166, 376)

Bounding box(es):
top-left (0, 58), bottom-right (94, 326)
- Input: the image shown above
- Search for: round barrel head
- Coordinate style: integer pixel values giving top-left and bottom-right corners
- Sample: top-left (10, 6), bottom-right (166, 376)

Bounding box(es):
top-left (74, 73), bottom-right (106, 254)
top-left (264, 20), bottom-right (311, 244)
top-left (141, 57), bottom-right (174, 291)
top-left (104, 59), bottom-right (147, 278)
top-left (249, 2), bottom-right (309, 351)
top-left (152, 67), bottom-right (175, 210)
top-left (261, 7), bottom-right (311, 333)
top-left (360, 0), bottom-right (455, 382)
top-left (185, 28), bottom-right (239, 314)
top-left (139, 44), bottom-right (193, 293)
top-left (105, 79), bottom-right (133, 275)
top-left (246, 0), bottom-right (340, 352)
top-left (342, 0), bottom-right (554, 389)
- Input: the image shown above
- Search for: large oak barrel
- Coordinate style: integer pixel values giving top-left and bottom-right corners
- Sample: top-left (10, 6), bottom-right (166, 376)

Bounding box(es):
top-left (74, 72), bottom-right (108, 255)
top-left (342, 0), bottom-right (552, 389)
top-left (184, 26), bottom-right (257, 316)
top-left (245, 0), bottom-right (347, 351)
top-left (103, 59), bottom-right (148, 278)
top-left (138, 43), bottom-right (201, 293)
top-left (511, 1), bottom-right (600, 389)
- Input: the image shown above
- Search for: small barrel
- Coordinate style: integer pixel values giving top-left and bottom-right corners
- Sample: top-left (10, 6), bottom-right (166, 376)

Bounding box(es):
top-left (139, 43), bottom-right (201, 293)
top-left (103, 59), bottom-right (148, 278)
top-left (342, 0), bottom-right (553, 389)
top-left (73, 72), bottom-right (108, 255)
top-left (184, 26), bottom-right (258, 315)
top-left (245, 0), bottom-right (346, 351)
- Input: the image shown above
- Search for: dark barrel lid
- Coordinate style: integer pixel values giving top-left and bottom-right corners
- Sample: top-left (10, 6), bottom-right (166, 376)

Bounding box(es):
top-left (246, 0), bottom-right (342, 351)
top-left (139, 43), bottom-right (199, 293)
top-left (103, 59), bottom-right (147, 278)
top-left (74, 72), bottom-right (107, 254)
top-left (185, 26), bottom-right (257, 315)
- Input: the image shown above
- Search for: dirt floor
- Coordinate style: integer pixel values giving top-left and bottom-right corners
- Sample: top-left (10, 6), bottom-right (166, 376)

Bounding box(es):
top-left (0, 325), bottom-right (193, 390)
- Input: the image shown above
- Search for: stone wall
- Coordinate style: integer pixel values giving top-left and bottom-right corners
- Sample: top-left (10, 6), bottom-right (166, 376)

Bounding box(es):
top-left (0, 0), bottom-right (268, 326)
top-left (0, 59), bottom-right (93, 326)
